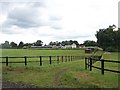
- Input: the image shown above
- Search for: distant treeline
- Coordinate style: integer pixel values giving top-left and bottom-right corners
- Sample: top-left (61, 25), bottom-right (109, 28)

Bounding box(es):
top-left (1, 25), bottom-right (119, 52)
top-left (0, 40), bottom-right (97, 49)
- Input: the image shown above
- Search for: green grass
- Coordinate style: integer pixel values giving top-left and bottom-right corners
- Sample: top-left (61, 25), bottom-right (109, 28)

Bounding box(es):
top-left (2, 49), bottom-right (90, 56)
top-left (2, 49), bottom-right (119, 88)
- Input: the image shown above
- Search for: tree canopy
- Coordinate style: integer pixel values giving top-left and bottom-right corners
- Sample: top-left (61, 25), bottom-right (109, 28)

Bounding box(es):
top-left (95, 25), bottom-right (119, 51)
top-left (83, 40), bottom-right (97, 47)
top-left (34, 40), bottom-right (43, 46)
top-left (18, 41), bottom-right (24, 48)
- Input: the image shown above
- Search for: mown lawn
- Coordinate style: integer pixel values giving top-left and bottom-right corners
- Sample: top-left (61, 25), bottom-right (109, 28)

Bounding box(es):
top-left (1, 49), bottom-right (119, 88)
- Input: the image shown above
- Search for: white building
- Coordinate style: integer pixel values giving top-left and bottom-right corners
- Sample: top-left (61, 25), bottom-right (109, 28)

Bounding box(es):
top-left (71, 43), bottom-right (77, 48)
top-left (64, 45), bottom-right (72, 48)
top-left (64, 43), bottom-right (77, 48)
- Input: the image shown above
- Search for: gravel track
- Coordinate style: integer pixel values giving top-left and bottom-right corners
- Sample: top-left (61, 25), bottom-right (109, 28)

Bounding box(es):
top-left (2, 79), bottom-right (37, 89)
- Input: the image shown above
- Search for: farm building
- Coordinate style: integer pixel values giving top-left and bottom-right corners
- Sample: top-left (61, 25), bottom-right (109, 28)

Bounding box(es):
top-left (52, 45), bottom-right (61, 48)
top-left (64, 43), bottom-right (77, 48)
top-left (79, 44), bottom-right (85, 48)
top-left (31, 45), bottom-right (52, 48)
top-left (71, 43), bottom-right (77, 48)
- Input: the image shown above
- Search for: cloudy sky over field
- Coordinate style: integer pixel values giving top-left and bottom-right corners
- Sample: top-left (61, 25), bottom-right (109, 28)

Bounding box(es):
top-left (0, 0), bottom-right (119, 44)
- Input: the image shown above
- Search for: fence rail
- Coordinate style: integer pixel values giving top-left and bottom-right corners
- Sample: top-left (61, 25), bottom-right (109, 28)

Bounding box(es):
top-left (0, 56), bottom-right (84, 66)
top-left (85, 56), bottom-right (120, 74)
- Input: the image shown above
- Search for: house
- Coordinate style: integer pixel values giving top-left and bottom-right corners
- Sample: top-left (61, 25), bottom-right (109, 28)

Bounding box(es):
top-left (71, 43), bottom-right (77, 48)
top-left (64, 43), bottom-right (77, 49)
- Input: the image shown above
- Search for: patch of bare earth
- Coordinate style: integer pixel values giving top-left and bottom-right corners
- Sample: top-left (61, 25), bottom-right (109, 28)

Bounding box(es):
top-left (53, 68), bottom-right (68, 87)
top-left (74, 72), bottom-right (102, 87)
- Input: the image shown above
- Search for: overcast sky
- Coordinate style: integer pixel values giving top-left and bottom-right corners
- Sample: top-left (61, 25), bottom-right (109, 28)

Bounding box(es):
top-left (0, 0), bottom-right (119, 45)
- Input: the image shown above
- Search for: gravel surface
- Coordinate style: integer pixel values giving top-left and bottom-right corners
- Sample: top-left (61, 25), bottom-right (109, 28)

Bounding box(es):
top-left (2, 79), bottom-right (37, 89)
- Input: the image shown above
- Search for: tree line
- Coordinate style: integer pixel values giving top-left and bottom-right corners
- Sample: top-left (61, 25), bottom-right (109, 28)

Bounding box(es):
top-left (0, 40), bottom-right (97, 49)
top-left (1, 24), bottom-right (119, 51)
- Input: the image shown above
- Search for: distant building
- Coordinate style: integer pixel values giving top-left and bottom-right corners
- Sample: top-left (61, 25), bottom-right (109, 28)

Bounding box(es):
top-left (31, 46), bottom-right (43, 48)
top-left (79, 44), bottom-right (85, 48)
top-left (30, 43), bottom-right (77, 49)
top-left (64, 45), bottom-right (72, 48)
top-left (71, 43), bottom-right (77, 48)
top-left (31, 45), bottom-right (52, 48)
top-left (64, 43), bottom-right (77, 48)
top-left (52, 45), bottom-right (61, 48)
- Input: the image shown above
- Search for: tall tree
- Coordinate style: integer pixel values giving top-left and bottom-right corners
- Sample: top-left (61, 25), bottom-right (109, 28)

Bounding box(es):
top-left (49, 41), bottom-right (56, 46)
top-left (10, 42), bottom-right (17, 48)
top-left (18, 41), bottom-right (24, 48)
top-left (95, 25), bottom-right (119, 51)
top-left (34, 40), bottom-right (43, 46)
top-left (2, 41), bottom-right (10, 48)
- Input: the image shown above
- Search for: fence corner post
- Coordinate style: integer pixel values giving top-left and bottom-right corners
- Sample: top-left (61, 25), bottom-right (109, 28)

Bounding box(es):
top-left (90, 58), bottom-right (92, 71)
top-left (101, 59), bottom-right (104, 75)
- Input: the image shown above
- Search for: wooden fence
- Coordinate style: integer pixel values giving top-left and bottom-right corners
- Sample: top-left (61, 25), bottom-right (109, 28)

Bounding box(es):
top-left (85, 56), bottom-right (120, 75)
top-left (0, 56), bottom-right (84, 66)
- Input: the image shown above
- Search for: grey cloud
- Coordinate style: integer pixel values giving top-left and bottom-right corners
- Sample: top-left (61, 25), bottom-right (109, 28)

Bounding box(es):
top-left (50, 23), bottom-right (63, 29)
top-left (0, 2), bottom-right (13, 14)
top-left (53, 34), bottom-right (90, 40)
top-left (3, 6), bottom-right (47, 29)
top-left (49, 16), bottom-right (63, 29)
top-left (31, 2), bottom-right (46, 7)
top-left (1, 1), bottom-right (63, 34)
top-left (49, 16), bottom-right (62, 21)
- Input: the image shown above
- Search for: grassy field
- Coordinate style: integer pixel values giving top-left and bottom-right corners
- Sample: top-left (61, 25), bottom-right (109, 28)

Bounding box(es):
top-left (1, 49), bottom-right (119, 88)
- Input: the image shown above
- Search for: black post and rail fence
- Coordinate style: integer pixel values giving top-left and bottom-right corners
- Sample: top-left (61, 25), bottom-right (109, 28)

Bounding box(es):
top-left (1, 55), bottom-right (119, 75)
top-left (0, 55), bottom-right (84, 66)
top-left (85, 56), bottom-right (120, 75)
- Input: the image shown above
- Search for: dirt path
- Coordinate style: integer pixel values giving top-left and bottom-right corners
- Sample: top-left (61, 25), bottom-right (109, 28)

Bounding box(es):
top-left (54, 68), bottom-right (68, 87)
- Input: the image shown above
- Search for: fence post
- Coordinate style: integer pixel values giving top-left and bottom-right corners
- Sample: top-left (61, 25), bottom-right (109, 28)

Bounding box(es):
top-left (50, 56), bottom-right (52, 64)
top-left (25, 56), bottom-right (27, 66)
top-left (6, 56), bottom-right (8, 66)
top-left (57, 56), bottom-right (59, 64)
top-left (88, 58), bottom-right (90, 68)
top-left (40, 56), bottom-right (42, 66)
top-left (85, 57), bottom-right (87, 70)
top-left (62, 56), bottom-right (63, 62)
top-left (101, 60), bottom-right (104, 75)
top-left (90, 58), bottom-right (92, 71)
